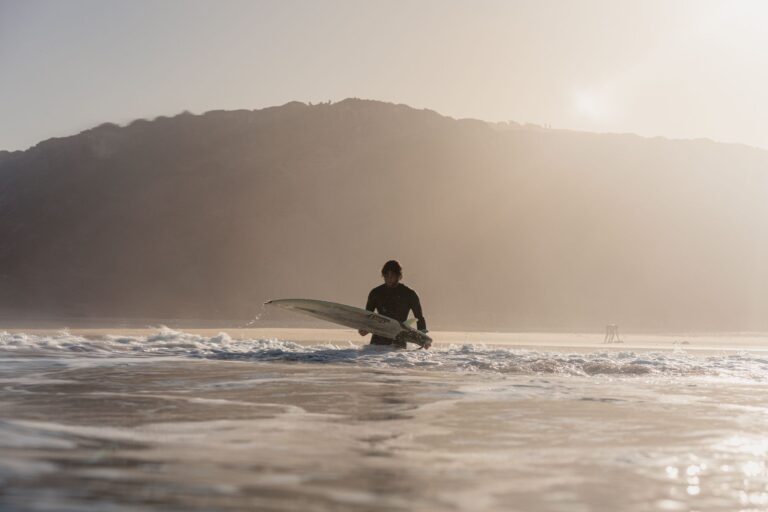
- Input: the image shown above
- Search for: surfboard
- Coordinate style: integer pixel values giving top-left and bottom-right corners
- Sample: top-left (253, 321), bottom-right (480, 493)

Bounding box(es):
top-left (265, 298), bottom-right (432, 348)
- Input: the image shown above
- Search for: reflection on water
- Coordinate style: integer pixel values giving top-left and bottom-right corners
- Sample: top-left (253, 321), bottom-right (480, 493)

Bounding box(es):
top-left (1, 343), bottom-right (768, 510)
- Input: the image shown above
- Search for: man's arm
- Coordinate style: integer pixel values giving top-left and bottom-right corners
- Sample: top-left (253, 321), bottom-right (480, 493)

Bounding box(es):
top-left (365, 289), bottom-right (376, 312)
top-left (411, 291), bottom-right (427, 332)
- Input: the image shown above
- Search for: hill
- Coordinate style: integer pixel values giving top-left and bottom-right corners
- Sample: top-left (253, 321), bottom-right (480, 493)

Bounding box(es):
top-left (2, 99), bottom-right (767, 331)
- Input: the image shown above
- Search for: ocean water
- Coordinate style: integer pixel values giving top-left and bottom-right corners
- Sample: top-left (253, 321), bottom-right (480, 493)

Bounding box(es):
top-left (2, 329), bottom-right (768, 511)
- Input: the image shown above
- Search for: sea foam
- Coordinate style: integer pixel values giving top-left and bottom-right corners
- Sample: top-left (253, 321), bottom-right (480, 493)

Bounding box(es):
top-left (1, 328), bottom-right (766, 379)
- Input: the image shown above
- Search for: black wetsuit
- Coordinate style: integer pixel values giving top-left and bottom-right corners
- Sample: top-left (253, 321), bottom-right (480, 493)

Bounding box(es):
top-left (365, 283), bottom-right (426, 346)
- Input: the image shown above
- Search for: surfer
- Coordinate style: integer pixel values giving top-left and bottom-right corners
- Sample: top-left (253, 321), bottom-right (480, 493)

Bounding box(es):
top-left (359, 260), bottom-right (427, 348)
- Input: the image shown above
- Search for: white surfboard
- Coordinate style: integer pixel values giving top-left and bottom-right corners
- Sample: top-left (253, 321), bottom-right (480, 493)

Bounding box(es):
top-left (265, 298), bottom-right (432, 348)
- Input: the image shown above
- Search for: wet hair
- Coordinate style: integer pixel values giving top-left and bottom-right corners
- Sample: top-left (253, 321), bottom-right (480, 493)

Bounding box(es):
top-left (381, 260), bottom-right (402, 277)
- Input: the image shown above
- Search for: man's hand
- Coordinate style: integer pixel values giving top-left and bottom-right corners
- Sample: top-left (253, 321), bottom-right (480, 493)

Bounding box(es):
top-left (358, 330), bottom-right (369, 336)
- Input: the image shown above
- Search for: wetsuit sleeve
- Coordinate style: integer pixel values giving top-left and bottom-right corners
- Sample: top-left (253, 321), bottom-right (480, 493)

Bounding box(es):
top-left (365, 289), bottom-right (376, 312)
top-left (411, 291), bottom-right (427, 332)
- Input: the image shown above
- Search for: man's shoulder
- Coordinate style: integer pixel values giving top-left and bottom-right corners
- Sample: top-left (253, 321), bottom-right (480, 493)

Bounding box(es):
top-left (399, 284), bottom-right (418, 295)
top-left (369, 284), bottom-right (387, 294)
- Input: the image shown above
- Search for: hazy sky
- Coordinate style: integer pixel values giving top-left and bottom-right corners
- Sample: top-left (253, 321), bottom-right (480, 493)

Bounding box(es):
top-left (1, 0), bottom-right (767, 151)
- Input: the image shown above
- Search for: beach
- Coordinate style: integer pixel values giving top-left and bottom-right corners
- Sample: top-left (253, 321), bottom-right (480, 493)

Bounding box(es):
top-left (2, 328), bottom-right (768, 511)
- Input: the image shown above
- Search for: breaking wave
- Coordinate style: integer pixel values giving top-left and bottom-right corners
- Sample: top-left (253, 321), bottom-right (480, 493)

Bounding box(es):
top-left (1, 328), bottom-right (768, 379)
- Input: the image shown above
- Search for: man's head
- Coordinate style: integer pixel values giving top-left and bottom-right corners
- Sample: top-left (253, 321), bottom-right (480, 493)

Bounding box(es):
top-left (381, 260), bottom-right (402, 288)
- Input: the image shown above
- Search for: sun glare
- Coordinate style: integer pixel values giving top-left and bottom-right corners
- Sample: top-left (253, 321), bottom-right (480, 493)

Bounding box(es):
top-left (574, 92), bottom-right (600, 117)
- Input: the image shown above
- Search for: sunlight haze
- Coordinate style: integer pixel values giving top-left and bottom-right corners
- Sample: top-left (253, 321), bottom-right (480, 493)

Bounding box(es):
top-left (1, 0), bottom-right (767, 151)
top-left (5, 3), bottom-right (768, 510)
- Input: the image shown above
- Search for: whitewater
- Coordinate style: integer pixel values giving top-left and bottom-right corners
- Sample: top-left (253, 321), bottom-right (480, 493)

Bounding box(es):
top-left (2, 328), bottom-right (768, 511)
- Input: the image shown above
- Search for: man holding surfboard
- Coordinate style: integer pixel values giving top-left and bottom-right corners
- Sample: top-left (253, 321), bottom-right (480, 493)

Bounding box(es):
top-left (266, 260), bottom-right (431, 348)
top-left (359, 260), bottom-right (427, 348)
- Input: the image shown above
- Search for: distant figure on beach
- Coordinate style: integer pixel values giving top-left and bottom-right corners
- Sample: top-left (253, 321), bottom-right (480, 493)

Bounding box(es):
top-left (358, 260), bottom-right (427, 348)
top-left (604, 323), bottom-right (622, 343)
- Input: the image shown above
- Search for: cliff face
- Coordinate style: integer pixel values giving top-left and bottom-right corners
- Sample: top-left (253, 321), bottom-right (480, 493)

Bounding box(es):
top-left (2, 99), bottom-right (767, 330)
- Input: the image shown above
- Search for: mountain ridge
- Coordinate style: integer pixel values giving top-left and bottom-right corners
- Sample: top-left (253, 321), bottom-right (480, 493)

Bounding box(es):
top-left (9, 98), bottom-right (767, 156)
